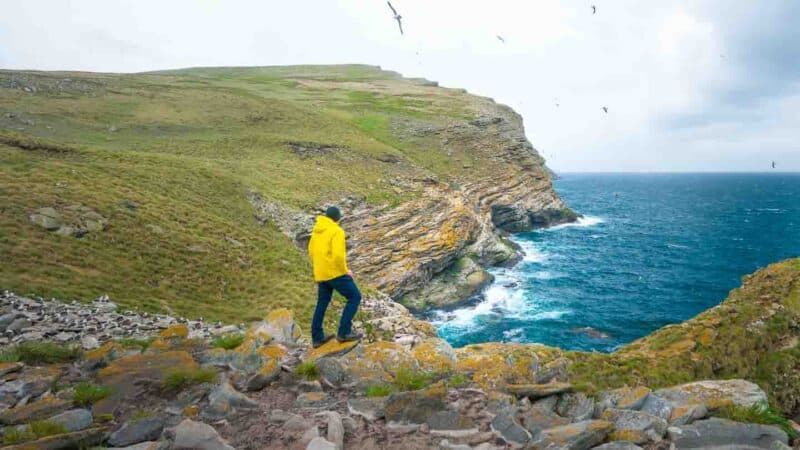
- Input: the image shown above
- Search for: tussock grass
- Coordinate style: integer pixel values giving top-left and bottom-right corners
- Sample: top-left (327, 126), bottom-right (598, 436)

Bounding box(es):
top-left (2, 420), bottom-right (68, 445)
top-left (294, 360), bottom-right (319, 380)
top-left (393, 367), bottom-right (434, 391)
top-left (115, 337), bottom-right (153, 352)
top-left (365, 384), bottom-right (394, 397)
top-left (162, 367), bottom-right (217, 390)
top-left (211, 333), bottom-right (245, 350)
top-left (717, 402), bottom-right (799, 439)
top-left (73, 382), bottom-right (112, 406)
top-left (0, 342), bottom-right (81, 365)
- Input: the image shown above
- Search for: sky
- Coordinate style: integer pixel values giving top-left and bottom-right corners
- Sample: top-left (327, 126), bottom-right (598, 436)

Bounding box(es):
top-left (1, 0), bottom-right (798, 172)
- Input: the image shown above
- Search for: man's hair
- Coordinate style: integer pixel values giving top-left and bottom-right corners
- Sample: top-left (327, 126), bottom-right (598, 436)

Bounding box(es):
top-left (325, 206), bottom-right (342, 222)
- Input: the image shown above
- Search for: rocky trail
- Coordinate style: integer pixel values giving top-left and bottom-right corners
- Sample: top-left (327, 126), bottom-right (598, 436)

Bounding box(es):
top-left (1, 292), bottom-right (798, 450)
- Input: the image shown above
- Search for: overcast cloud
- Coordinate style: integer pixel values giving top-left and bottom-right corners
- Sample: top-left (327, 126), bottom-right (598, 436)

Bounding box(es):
top-left (1, 0), bottom-right (797, 172)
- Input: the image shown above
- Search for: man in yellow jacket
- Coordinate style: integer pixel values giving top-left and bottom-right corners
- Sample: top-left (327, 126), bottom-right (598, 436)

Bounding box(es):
top-left (308, 206), bottom-right (363, 348)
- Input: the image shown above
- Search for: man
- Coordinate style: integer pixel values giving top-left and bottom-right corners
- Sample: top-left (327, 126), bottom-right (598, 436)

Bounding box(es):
top-left (308, 206), bottom-right (363, 348)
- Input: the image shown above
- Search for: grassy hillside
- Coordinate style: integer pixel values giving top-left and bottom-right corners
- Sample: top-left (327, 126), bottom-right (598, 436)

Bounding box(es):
top-left (0, 65), bottom-right (510, 325)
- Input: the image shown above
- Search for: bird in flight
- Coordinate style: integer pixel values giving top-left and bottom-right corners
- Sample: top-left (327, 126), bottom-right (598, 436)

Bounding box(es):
top-left (496, 35), bottom-right (505, 44)
top-left (772, 161), bottom-right (776, 169)
top-left (602, 106), bottom-right (608, 113)
top-left (591, 5), bottom-right (597, 14)
top-left (387, 1), bottom-right (403, 35)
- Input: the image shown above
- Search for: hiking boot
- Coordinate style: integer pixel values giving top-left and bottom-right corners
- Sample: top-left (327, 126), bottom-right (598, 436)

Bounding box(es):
top-left (312, 334), bottom-right (334, 348)
top-left (336, 332), bottom-right (363, 343)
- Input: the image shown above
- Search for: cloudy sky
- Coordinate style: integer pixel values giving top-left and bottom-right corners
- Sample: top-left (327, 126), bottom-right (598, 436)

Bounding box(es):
top-left (1, 0), bottom-right (798, 172)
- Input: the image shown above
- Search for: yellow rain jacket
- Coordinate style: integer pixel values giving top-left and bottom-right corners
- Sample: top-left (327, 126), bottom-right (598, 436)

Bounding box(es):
top-left (308, 215), bottom-right (349, 282)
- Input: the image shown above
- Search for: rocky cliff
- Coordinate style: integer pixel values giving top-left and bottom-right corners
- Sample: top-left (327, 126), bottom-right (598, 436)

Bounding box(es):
top-left (0, 65), bottom-right (572, 322)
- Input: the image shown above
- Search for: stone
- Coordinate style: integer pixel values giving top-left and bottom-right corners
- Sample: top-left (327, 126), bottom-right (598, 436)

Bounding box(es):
top-left (601, 408), bottom-right (668, 444)
top-left (0, 361), bottom-right (24, 376)
top-left (6, 317), bottom-right (31, 333)
top-left (667, 418), bottom-right (788, 449)
top-left (316, 357), bottom-right (351, 388)
top-left (81, 335), bottom-right (100, 350)
top-left (595, 387), bottom-right (651, 415)
top-left (318, 411), bottom-right (344, 450)
top-left (639, 394), bottom-right (673, 421)
top-left (556, 392), bottom-right (595, 421)
top-left (306, 437), bottom-right (337, 450)
top-left (770, 442), bottom-right (792, 450)
top-left (535, 357), bottom-right (569, 384)
top-left (491, 407), bottom-right (531, 445)
top-left (504, 382), bottom-right (573, 399)
top-left (533, 420), bottom-right (614, 450)
top-left (253, 308), bottom-right (302, 345)
top-left (114, 442), bottom-right (163, 450)
top-left (109, 416), bottom-right (166, 446)
top-left (438, 439), bottom-right (472, 450)
top-left (284, 415), bottom-right (313, 432)
top-left (426, 409), bottom-right (475, 431)
top-left (2, 426), bottom-right (107, 450)
top-left (295, 391), bottom-right (330, 408)
top-left (29, 207), bottom-right (62, 231)
top-left (307, 339), bottom-right (359, 361)
top-left (347, 397), bottom-right (387, 421)
top-left (244, 358), bottom-right (281, 391)
top-left (301, 426), bottom-right (320, 447)
top-left (0, 397), bottom-right (71, 425)
top-left (654, 380), bottom-right (768, 410)
top-left (171, 418), bottom-right (235, 450)
top-left (385, 384), bottom-right (447, 425)
top-left (519, 406), bottom-right (570, 435)
top-left (411, 338), bottom-right (457, 373)
top-left (668, 403), bottom-right (708, 426)
top-left (298, 380), bottom-right (323, 393)
top-left (533, 395), bottom-right (560, 412)
top-left (591, 442), bottom-right (644, 450)
top-left (48, 408), bottom-right (93, 432)
top-left (204, 381), bottom-right (257, 419)
top-left (0, 313), bottom-right (24, 331)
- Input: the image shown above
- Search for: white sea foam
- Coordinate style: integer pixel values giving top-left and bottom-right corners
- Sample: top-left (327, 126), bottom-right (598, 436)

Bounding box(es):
top-left (529, 310), bottom-right (570, 320)
top-left (516, 239), bottom-right (549, 263)
top-left (547, 215), bottom-right (604, 231)
top-left (530, 271), bottom-right (562, 280)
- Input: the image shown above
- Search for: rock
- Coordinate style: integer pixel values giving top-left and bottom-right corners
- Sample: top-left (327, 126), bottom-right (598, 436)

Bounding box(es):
top-left (114, 442), bottom-right (163, 450)
top-left (556, 392), bottom-right (595, 421)
top-left (491, 407), bottom-right (532, 445)
top-left (301, 426), bottom-right (320, 447)
top-left (654, 380), bottom-right (768, 410)
top-left (317, 357), bottom-right (351, 388)
top-left (534, 420), bottom-right (614, 450)
top-left (29, 207), bottom-right (62, 231)
top-left (0, 361), bottom-right (24, 376)
top-left (204, 381), bottom-right (257, 419)
top-left (770, 442), bottom-right (793, 450)
top-left (504, 382), bottom-right (573, 399)
top-left (48, 408), bottom-right (93, 432)
top-left (668, 403), bottom-right (708, 426)
top-left (0, 313), bottom-right (24, 331)
top-left (81, 335), bottom-right (100, 350)
top-left (385, 384), bottom-right (447, 425)
top-left (426, 409), bottom-right (475, 432)
top-left (591, 442), bottom-right (644, 450)
top-left (6, 317), bottom-right (31, 333)
top-left (639, 394), bottom-right (673, 421)
top-left (244, 358), bottom-right (281, 391)
top-left (533, 395), bottom-right (560, 412)
top-left (535, 357), bottom-right (569, 384)
top-left (284, 414), bottom-right (313, 433)
top-left (171, 418), bottom-right (235, 450)
top-left (307, 339), bottom-right (359, 361)
top-left (347, 397), bottom-right (387, 421)
top-left (0, 397), bottom-right (71, 425)
top-left (519, 406), bottom-right (570, 435)
top-left (601, 408), bottom-right (668, 444)
top-left (306, 437), bottom-right (337, 450)
top-left (667, 418), bottom-right (788, 449)
top-left (295, 391), bottom-right (331, 408)
top-left (595, 387), bottom-right (651, 415)
top-left (109, 416), bottom-right (166, 446)
top-left (317, 411), bottom-right (344, 450)
top-left (438, 439), bottom-right (473, 450)
top-left (2, 426), bottom-right (107, 450)
top-left (252, 308), bottom-right (302, 345)
top-left (411, 338), bottom-right (457, 373)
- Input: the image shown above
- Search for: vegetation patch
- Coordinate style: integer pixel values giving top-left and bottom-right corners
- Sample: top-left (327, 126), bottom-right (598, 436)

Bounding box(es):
top-left (2, 420), bottom-right (69, 445)
top-left (162, 367), bottom-right (217, 390)
top-left (393, 367), bottom-right (435, 391)
top-left (115, 337), bottom-right (153, 352)
top-left (716, 402), bottom-right (799, 439)
top-left (365, 384), bottom-right (394, 397)
top-left (211, 333), bottom-right (245, 350)
top-left (73, 382), bottom-right (112, 406)
top-left (0, 342), bottom-right (82, 365)
top-left (447, 373), bottom-right (470, 388)
top-left (294, 360), bottom-right (320, 380)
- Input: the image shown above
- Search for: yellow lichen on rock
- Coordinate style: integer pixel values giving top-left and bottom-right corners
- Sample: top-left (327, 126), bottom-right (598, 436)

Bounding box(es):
top-left (258, 344), bottom-right (288, 360)
top-left (306, 340), bottom-right (359, 361)
top-left (412, 338), bottom-right (456, 374)
top-left (83, 341), bottom-right (122, 366)
top-left (159, 324), bottom-right (189, 339)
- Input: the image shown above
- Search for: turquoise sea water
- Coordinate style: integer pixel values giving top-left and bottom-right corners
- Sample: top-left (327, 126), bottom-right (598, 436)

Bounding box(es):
top-left (432, 173), bottom-right (800, 352)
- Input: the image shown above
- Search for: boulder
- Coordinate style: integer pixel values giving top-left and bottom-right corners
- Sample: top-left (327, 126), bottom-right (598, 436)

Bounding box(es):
top-left (170, 419), bottom-right (235, 450)
top-left (668, 403), bottom-right (708, 426)
top-left (0, 361), bottom-right (24, 377)
top-left (411, 338), bottom-right (457, 373)
top-left (601, 408), bottom-right (668, 444)
top-left (556, 392), bottom-right (595, 421)
top-left (295, 391), bottom-right (332, 408)
top-left (535, 357), bottom-right (569, 384)
top-left (347, 397), bottom-right (387, 421)
top-left (29, 207), bottom-right (62, 230)
top-left (109, 417), bottom-right (166, 447)
top-left (595, 387), bottom-right (651, 415)
top-left (244, 357), bottom-right (281, 391)
top-left (426, 409), bottom-right (476, 433)
top-left (504, 382), bottom-right (573, 399)
top-left (491, 407), bottom-right (532, 446)
top-left (2, 426), bottom-right (107, 450)
top-left (533, 420), bottom-right (614, 450)
top-left (0, 397), bottom-right (71, 425)
top-left (639, 393), bottom-right (673, 421)
top-left (591, 442), bottom-right (643, 450)
top-left (306, 339), bottom-right (359, 361)
top-left (519, 406), bottom-right (570, 435)
top-left (307, 437), bottom-right (337, 450)
top-left (667, 418), bottom-right (788, 449)
top-left (251, 308), bottom-right (302, 345)
top-left (654, 380), bottom-right (768, 410)
top-left (385, 384), bottom-right (447, 425)
top-left (203, 381), bottom-right (257, 420)
top-left (317, 411), bottom-right (344, 450)
top-left (48, 408), bottom-right (93, 432)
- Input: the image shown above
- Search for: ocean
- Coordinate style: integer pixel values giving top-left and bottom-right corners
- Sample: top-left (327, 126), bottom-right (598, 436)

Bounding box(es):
top-left (431, 173), bottom-right (800, 352)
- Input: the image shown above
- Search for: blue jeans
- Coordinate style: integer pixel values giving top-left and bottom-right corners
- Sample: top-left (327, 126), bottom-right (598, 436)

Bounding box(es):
top-left (311, 275), bottom-right (362, 342)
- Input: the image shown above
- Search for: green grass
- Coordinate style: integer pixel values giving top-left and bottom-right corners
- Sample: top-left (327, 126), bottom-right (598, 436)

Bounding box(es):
top-left (2, 420), bottom-right (69, 445)
top-left (162, 367), bottom-right (218, 390)
top-left (73, 382), bottom-right (112, 406)
top-left (0, 342), bottom-right (82, 365)
top-left (365, 384), bottom-right (394, 397)
top-left (393, 367), bottom-right (434, 391)
top-left (211, 333), bottom-right (245, 350)
top-left (0, 65), bottom-right (484, 327)
top-left (717, 402), bottom-right (799, 439)
top-left (115, 337), bottom-right (153, 352)
top-left (294, 360), bottom-right (320, 380)
top-left (447, 373), bottom-right (470, 388)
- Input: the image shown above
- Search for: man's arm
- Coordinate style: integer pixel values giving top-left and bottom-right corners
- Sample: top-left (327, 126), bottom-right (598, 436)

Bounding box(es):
top-left (332, 229), bottom-right (350, 276)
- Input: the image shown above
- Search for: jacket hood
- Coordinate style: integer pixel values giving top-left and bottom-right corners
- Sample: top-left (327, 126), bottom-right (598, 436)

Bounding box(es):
top-left (313, 215), bottom-right (338, 234)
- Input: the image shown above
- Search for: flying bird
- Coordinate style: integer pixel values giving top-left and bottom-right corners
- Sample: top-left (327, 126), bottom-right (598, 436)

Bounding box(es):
top-left (496, 35), bottom-right (505, 44)
top-left (602, 107), bottom-right (608, 113)
top-left (387, 1), bottom-right (403, 35)
top-left (591, 5), bottom-right (597, 14)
